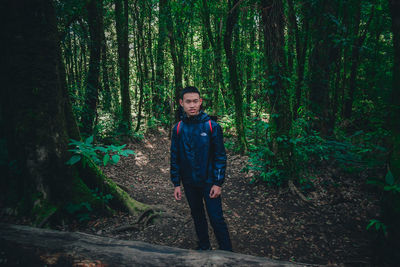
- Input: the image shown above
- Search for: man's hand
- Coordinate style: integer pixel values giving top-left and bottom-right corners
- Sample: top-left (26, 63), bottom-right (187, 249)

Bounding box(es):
top-left (209, 185), bottom-right (221, 198)
top-left (174, 186), bottom-right (182, 200)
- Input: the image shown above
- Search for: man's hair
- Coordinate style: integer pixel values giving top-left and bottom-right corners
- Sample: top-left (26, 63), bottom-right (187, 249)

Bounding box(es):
top-left (180, 86), bottom-right (200, 99)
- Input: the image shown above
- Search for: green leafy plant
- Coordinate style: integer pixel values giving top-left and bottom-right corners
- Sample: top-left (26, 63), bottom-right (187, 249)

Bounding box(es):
top-left (66, 136), bottom-right (135, 166)
top-left (90, 187), bottom-right (113, 205)
top-left (367, 219), bottom-right (387, 235)
top-left (65, 188), bottom-right (113, 222)
top-left (367, 169), bottom-right (400, 237)
top-left (66, 201), bottom-right (92, 222)
top-left (244, 113), bottom-right (331, 187)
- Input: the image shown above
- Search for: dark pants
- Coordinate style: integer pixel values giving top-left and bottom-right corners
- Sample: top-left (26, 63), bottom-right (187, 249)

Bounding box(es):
top-left (183, 184), bottom-right (232, 251)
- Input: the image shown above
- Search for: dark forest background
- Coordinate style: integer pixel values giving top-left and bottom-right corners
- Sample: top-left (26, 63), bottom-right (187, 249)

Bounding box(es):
top-left (1, 0), bottom-right (400, 265)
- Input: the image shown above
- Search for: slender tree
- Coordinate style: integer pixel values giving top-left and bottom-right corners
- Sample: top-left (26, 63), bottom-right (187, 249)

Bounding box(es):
top-left (166, 1), bottom-right (187, 122)
top-left (154, 0), bottom-right (168, 118)
top-left (81, 0), bottom-right (102, 135)
top-left (308, 1), bottom-right (338, 135)
top-left (99, 0), bottom-right (112, 111)
top-left (202, 0), bottom-right (226, 114)
top-left (343, 2), bottom-right (375, 119)
top-left (224, 0), bottom-right (248, 154)
top-left (115, 0), bottom-right (132, 133)
top-left (287, 0), bottom-right (309, 119)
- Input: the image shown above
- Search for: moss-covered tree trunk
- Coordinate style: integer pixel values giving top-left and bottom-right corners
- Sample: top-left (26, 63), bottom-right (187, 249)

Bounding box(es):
top-left (245, 13), bottom-right (255, 117)
top-left (202, 0), bottom-right (226, 114)
top-left (287, 0), bottom-right (308, 120)
top-left (81, 0), bottom-right (102, 136)
top-left (115, 0), bottom-right (132, 133)
top-left (1, 0), bottom-right (147, 225)
top-left (99, 0), bottom-right (112, 112)
top-left (166, 1), bottom-right (184, 122)
top-left (260, 0), bottom-right (294, 181)
top-left (224, 0), bottom-right (248, 154)
top-left (154, 0), bottom-right (168, 119)
top-left (308, 1), bottom-right (338, 135)
top-left (389, 0), bottom-right (400, 203)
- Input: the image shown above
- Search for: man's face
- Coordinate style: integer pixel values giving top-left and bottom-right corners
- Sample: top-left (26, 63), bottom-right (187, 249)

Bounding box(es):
top-left (180, 92), bottom-right (202, 117)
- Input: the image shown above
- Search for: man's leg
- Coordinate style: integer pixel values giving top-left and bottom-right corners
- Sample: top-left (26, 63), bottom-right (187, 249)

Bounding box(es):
top-left (183, 184), bottom-right (211, 249)
top-left (203, 185), bottom-right (232, 251)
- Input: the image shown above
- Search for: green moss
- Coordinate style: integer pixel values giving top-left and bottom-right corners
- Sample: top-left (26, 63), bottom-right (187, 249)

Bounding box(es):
top-left (84, 157), bottom-right (149, 214)
top-left (31, 198), bottom-right (58, 227)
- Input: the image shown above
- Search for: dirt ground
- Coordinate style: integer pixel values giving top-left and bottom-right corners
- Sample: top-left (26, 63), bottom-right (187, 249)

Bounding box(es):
top-left (66, 129), bottom-right (378, 266)
top-left (1, 129), bottom-right (380, 266)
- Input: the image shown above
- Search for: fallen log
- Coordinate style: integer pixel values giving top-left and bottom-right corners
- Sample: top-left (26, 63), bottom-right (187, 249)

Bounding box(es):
top-left (0, 223), bottom-right (311, 266)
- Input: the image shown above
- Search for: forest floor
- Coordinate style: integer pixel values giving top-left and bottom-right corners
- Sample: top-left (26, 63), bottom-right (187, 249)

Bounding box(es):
top-left (1, 129), bottom-right (381, 266)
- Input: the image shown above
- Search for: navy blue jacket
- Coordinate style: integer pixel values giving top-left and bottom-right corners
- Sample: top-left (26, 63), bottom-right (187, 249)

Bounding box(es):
top-left (170, 111), bottom-right (227, 187)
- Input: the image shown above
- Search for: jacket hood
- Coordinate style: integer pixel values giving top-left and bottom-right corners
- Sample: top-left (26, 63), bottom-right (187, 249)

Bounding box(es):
top-left (182, 110), bottom-right (210, 123)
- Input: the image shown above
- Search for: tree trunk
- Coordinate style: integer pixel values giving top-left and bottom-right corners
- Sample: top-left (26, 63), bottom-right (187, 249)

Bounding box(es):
top-left (261, 0), bottom-right (293, 180)
top-left (73, 32), bottom-right (80, 98)
top-left (166, 1), bottom-right (184, 122)
top-left (99, 0), bottom-right (112, 111)
top-left (201, 28), bottom-right (213, 111)
top-left (288, 0), bottom-right (308, 119)
top-left (245, 14), bottom-right (255, 117)
top-left (202, 0), bottom-right (227, 114)
top-left (224, 0), bottom-right (248, 154)
top-left (389, 0), bottom-right (400, 178)
top-left (308, 1), bottom-right (337, 135)
top-left (343, 2), bottom-right (375, 119)
top-left (81, 0), bottom-right (102, 136)
top-left (133, 1), bottom-right (146, 133)
top-left (154, 0), bottom-right (168, 119)
top-left (1, 0), bottom-right (147, 224)
top-left (0, 224), bottom-right (303, 267)
top-left (147, 4), bottom-right (155, 121)
top-left (115, 0), bottom-right (132, 133)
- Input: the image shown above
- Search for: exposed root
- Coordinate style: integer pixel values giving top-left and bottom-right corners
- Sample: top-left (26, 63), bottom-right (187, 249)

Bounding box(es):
top-left (38, 208), bottom-right (58, 228)
top-left (111, 224), bottom-right (140, 233)
top-left (115, 182), bottom-right (130, 193)
top-left (136, 208), bottom-right (155, 224)
top-left (144, 213), bottom-right (161, 226)
top-left (288, 180), bottom-right (315, 208)
top-left (110, 205), bottom-right (183, 233)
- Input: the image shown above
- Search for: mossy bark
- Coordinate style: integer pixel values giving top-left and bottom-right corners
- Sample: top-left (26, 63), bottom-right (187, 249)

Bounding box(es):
top-left (389, 0), bottom-right (400, 179)
top-left (260, 0), bottom-right (294, 181)
top-left (1, 0), bottom-right (148, 224)
top-left (115, 0), bottom-right (132, 133)
top-left (224, 0), bottom-right (248, 154)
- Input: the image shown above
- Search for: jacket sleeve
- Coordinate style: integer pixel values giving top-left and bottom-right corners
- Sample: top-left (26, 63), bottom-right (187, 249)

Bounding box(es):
top-left (211, 122), bottom-right (227, 186)
top-left (170, 124), bottom-right (181, 187)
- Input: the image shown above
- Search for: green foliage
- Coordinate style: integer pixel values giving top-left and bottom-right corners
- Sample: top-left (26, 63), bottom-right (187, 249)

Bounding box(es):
top-left (244, 112), bottom-right (331, 187)
top-left (66, 201), bottom-right (92, 222)
top-left (66, 136), bottom-right (135, 166)
top-left (65, 187), bottom-right (113, 222)
top-left (367, 219), bottom-right (387, 235)
top-left (331, 128), bottom-right (389, 173)
top-left (32, 199), bottom-right (58, 226)
top-left (90, 187), bottom-right (114, 204)
top-left (366, 168), bottom-right (400, 248)
top-left (291, 115), bottom-right (330, 175)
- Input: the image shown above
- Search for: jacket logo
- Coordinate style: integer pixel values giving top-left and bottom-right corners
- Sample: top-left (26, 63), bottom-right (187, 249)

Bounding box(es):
top-left (200, 132), bottom-right (207, 137)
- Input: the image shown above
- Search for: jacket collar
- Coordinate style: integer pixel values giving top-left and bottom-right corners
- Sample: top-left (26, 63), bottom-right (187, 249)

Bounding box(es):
top-left (182, 110), bottom-right (210, 123)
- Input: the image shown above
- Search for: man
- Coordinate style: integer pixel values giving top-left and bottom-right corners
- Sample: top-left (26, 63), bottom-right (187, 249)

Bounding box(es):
top-left (170, 86), bottom-right (232, 251)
